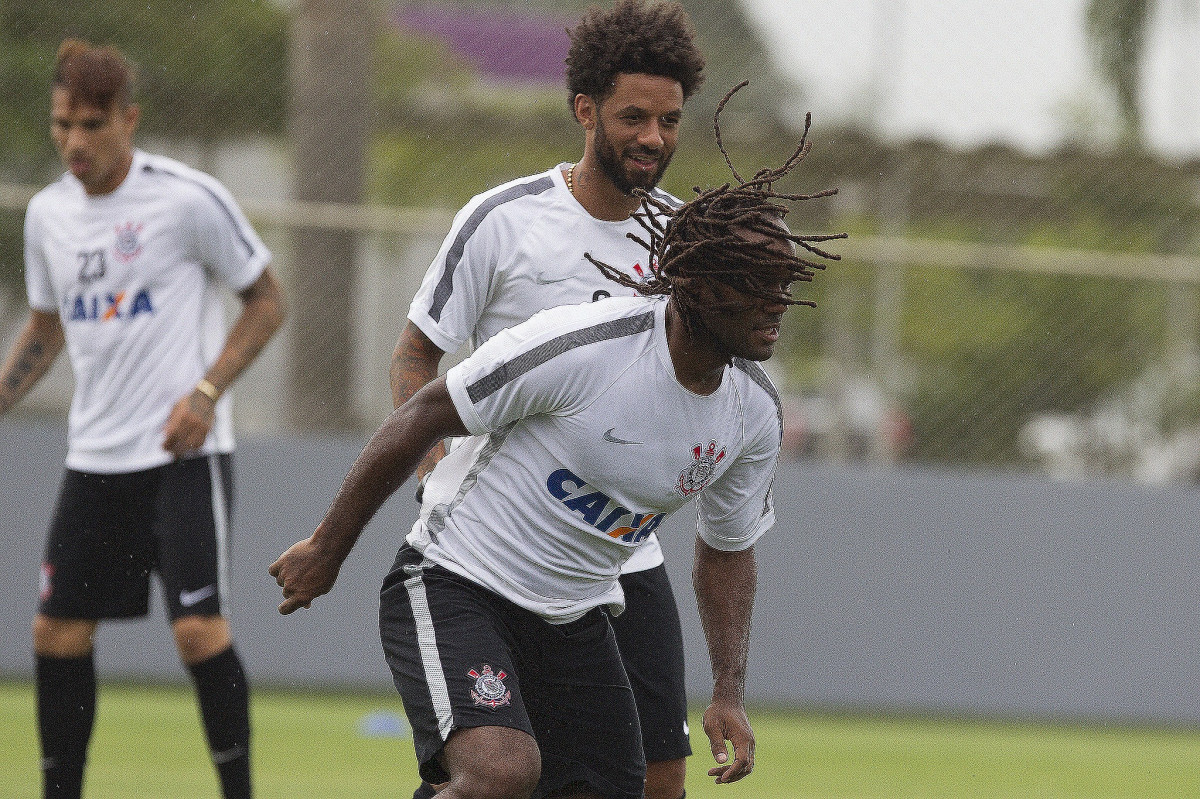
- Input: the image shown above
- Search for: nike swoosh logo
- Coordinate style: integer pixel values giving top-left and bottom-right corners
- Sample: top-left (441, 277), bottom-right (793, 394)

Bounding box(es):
top-left (179, 584), bottom-right (217, 607)
top-left (533, 274), bottom-right (574, 284)
top-left (603, 428), bottom-right (642, 445)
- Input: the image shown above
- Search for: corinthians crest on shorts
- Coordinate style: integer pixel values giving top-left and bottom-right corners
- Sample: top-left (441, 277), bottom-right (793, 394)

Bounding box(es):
top-left (469, 664), bottom-right (511, 709)
top-left (676, 440), bottom-right (727, 495)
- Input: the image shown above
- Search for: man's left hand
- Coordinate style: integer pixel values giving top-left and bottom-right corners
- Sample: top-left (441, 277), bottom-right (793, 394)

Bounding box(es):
top-left (703, 697), bottom-right (755, 784)
top-left (162, 391), bottom-right (215, 457)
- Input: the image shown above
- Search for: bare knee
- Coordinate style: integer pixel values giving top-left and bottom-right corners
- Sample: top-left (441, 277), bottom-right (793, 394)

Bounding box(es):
top-left (442, 726), bottom-right (541, 799)
top-left (172, 615), bottom-right (231, 664)
top-left (644, 757), bottom-right (687, 799)
top-left (32, 614), bottom-right (96, 658)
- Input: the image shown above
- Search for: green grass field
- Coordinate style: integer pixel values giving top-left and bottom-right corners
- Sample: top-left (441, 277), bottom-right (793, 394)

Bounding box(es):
top-left (3, 679), bottom-right (1199, 798)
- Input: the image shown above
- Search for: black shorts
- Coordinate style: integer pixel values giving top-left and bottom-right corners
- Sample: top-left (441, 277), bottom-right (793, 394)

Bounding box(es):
top-left (379, 546), bottom-right (645, 799)
top-left (611, 564), bottom-right (693, 763)
top-left (38, 454), bottom-right (234, 622)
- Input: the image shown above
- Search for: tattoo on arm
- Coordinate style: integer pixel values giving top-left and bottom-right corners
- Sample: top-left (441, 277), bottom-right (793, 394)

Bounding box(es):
top-left (392, 350), bottom-right (439, 405)
top-left (1, 338), bottom-right (54, 415)
top-left (4, 341), bottom-right (43, 388)
top-left (391, 324), bottom-right (444, 409)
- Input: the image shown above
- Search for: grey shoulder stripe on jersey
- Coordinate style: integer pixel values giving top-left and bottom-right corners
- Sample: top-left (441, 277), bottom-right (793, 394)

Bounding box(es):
top-left (428, 175), bottom-right (556, 323)
top-left (141, 163), bottom-right (259, 259)
top-left (734, 357), bottom-right (784, 445)
top-left (648, 188), bottom-right (684, 209)
top-left (466, 310), bottom-right (656, 403)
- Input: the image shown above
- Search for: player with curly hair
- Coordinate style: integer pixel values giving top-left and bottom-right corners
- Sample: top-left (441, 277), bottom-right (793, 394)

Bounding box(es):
top-left (391, 4), bottom-right (705, 797)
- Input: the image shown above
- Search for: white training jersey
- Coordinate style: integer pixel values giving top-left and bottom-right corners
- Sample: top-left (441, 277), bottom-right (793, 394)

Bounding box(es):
top-left (23, 149), bottom-right (271, 473)
top-left (411, 296), bottom-right (781, 623)
top-left (407, 163), bottom-right (679, 573)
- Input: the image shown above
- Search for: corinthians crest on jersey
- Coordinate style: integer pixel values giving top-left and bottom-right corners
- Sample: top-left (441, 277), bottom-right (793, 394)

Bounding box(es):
top-left (469, 664), bottom-right (511, 709)
top-left (113, 221), bottom-right (145, 263)
top-left (676, 440), bottom-right (727, 495)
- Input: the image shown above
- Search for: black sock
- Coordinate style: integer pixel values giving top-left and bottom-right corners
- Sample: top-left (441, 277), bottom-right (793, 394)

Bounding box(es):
top-left (36, 652), bottom-right (96, 799)
top-left (413, 782), bottom-right (438, 799)
top-left (188, 646), bottom-right (251, 799)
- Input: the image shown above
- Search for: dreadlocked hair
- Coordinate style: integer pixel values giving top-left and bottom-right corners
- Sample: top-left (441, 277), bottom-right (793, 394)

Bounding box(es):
top-left (587, 81), bottom-right (846, 338)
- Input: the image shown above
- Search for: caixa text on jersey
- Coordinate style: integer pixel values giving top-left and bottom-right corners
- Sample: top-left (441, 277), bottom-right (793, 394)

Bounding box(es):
top-left (65, 289), bottom-right (154, 322)
top-left (546, 467), bottom-right (665, 544)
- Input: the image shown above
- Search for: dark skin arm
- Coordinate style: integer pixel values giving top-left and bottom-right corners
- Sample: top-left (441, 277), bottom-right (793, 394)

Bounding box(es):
top-left (693, 537), bottom-right (758, 784)
top-left (269, 376), bottom-right (469, 614)
top-left (162, 268), bottom-right (286, 456)
top-left (389, 320), bottom-right (449, 481)
top-left (0, 310), bottom-right (65, 417)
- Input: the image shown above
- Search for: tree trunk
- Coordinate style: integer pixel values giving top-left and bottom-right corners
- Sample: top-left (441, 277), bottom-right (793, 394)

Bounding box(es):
top-left (286, 0), bottom-right (374, 430)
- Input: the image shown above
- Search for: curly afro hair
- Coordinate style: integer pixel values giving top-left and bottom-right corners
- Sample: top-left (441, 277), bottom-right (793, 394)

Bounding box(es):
top-left (565, 0), bottom-right (705, 111)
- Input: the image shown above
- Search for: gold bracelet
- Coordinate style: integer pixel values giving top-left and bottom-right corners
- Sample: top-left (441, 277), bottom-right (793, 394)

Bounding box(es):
top-left (195, 379), bottom-right (221, 402)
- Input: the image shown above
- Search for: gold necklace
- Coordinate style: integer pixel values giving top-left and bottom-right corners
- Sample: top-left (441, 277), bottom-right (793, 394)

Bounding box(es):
top-left (566, 164), bottom-right (575, 194)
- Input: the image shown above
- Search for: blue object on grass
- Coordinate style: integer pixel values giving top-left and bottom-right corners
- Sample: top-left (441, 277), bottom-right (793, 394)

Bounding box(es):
top-left (358, 709), bottom-right (411, 738)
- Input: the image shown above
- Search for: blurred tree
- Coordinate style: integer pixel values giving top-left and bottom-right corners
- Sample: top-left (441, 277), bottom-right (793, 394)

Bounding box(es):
top-left (682, 0), bottom-right (799, 132)
top-left (0, 0), bottom-right (288, 172)
top-left (903, 268), bottom-right (1166, 465)
top-left (0, 0), bottom-right (289, 299)
top-left (1084, 0), bottom-right (1152, 143)
top-left (373, 0), bottom-right (801, 206)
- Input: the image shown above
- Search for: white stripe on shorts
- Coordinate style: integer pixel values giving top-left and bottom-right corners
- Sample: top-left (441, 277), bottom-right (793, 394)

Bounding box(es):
top-left (404, 570), bottom-right (455, 740)
top-left (207, 455), bottom-right (231, 608)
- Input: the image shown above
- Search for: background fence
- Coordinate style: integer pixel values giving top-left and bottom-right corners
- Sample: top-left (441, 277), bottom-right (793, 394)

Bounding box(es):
top-left (6, 183), bottom-right (1200, 484)
top-left (3, 1), bottom-right (1200, 486)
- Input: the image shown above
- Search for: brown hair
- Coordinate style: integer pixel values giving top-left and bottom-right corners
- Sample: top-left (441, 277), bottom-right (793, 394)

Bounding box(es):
top-left (589, 82), bottom-right (846, 335)
top-left (52, 39), bottom-right (135, 110)
top-left (565, 0), bottom-right (705, 110)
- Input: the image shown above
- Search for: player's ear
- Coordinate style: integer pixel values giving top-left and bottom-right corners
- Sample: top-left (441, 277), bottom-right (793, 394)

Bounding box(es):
top-left (574, 93), bottom-right (596, 130)
top-left (121, 103), bottom-right (141, 133)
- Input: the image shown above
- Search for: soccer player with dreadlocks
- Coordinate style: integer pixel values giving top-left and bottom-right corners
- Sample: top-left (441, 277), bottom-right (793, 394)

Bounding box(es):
top-left (271, 83), bottom-right (843, 799)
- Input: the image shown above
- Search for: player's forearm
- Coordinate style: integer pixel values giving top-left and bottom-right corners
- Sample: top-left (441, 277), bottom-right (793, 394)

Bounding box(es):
top-left (390, 321), bottom-right (444, 409)
top-left (0, 311), bottom-right (64, 417)
top-left (314, 376), bottom-right (468, 561)
top-left (694, 539), bottom-right (757, 703)
top-left (199, 269), bottom-right (285, 398)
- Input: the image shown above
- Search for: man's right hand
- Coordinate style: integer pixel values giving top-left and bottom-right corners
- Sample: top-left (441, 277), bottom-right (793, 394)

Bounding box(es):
top-left (269, 536), bottom-right (341, 614)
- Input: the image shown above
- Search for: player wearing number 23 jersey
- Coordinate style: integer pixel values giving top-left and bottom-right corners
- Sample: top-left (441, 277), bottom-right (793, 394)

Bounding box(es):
top-left (24, 149), bottom-right (270, 473)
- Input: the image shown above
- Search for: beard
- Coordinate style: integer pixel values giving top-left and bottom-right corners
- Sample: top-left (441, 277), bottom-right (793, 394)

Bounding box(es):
top-left (594, 115), bottom-right (673, 196)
